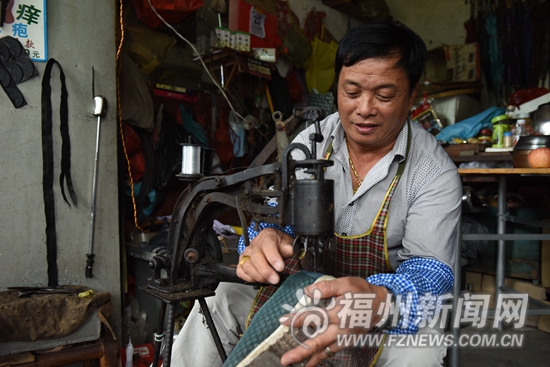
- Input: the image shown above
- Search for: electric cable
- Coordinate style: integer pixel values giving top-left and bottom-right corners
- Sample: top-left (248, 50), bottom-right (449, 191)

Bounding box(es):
top-left (146, 0), bottom-right (248, 124)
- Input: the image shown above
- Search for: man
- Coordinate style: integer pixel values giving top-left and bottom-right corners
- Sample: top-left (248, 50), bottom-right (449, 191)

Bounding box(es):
top-left (172, 20), bottom-right (461, 367)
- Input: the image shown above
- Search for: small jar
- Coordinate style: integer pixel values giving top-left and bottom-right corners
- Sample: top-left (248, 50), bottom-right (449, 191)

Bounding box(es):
top-left (478, 128), bottom-right (493, 144)
top-left (503, 131), bottom-right (513, 148)
top-left (491, 115), bottom-right (511, 148)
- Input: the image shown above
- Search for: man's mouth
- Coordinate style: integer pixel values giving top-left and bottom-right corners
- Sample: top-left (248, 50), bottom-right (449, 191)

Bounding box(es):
top-left (353, 123), bottom-right (376, 133)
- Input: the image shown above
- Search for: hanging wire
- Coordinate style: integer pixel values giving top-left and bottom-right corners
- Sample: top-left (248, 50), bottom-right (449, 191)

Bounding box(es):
top-left (146, 0), bottom-right (248, 124)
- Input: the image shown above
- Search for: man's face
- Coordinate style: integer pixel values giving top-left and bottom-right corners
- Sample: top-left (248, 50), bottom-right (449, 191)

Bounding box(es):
top-left (337, 55), bottom-right (417, 152)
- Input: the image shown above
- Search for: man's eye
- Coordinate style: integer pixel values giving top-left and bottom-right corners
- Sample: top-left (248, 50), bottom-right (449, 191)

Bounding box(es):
top-left (378, 95), bottom-right (392, 101)
top-left (345, 91), bottom-right (360, 97)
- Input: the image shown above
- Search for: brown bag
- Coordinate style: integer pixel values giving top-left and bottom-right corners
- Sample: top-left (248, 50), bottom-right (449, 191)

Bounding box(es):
top-left (0, 289), bottom-right (111, 343)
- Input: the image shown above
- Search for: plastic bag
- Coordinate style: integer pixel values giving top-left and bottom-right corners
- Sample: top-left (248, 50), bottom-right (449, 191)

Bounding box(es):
top-left (280, 25), bottom-right (312, 66)
top-left (305, 37), bottom-right (338, 94)
top-left (229, 110), bottom-right (248, 158)
top-left (213, 109), bottom-right (234, 165)
top-left (123, 5), bottom-right (176, 75)
top-left (303, 8), bottom-right (326, 42)
top-left (178, 105), bottom-right (209, 147)
top-left (130, 0), bottom-right (204, 28)
top-left (120, 54), bottom-right (155, 131)
top-left (122, 123), bottom-right (145, 182)
top-left (507, 87), bottom-right (550, 108)
top-left (435, 106), bottom-right (506, 142)
top-left (461, 215), bottom-right (490, 266)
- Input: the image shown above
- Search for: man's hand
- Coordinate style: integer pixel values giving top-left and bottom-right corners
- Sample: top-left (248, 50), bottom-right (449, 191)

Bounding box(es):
top-left (279, 277), bottom-right (389, 367)
top-left (236, 228), bottom-right (295, 284)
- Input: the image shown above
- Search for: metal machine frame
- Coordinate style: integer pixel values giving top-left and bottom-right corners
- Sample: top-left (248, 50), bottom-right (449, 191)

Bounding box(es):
top-left (143, 107), bottom-right (334, 367)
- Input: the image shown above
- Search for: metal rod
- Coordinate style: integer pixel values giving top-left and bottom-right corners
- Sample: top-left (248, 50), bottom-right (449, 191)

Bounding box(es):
top-left (449, 216), bottom-right (462, 367)
top-left (495, 176), bottom-right (507, 331)
top-left (85, 114), bottom-right (102, 278)
top-left (501, 214), bottom-right (550, 229)
top-left (501, 286), bottom-right (550, 310)
top-left (198, 298), bottom-right (227, 362)
top-left (163, 303), bottom-right (176, 367)
top-left (152, 302), bottom-right (167, 367)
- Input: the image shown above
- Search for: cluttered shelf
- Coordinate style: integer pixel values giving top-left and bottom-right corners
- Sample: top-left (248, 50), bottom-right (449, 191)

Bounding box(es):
top-left (443, 143), bottom-right (514, 174)
top-left (448, 152), bottom-right (513, 163)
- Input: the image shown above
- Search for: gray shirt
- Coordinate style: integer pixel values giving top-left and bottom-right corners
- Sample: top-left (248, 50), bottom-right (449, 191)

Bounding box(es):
top-left (292, 112), bottom-right (462, 270)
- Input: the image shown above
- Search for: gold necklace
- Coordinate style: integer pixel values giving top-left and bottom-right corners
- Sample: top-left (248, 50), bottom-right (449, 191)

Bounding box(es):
top-left (345, 137), bottom-right (363, 191)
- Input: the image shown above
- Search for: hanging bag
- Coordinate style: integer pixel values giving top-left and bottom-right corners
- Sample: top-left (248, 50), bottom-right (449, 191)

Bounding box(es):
top-left (130, 0), bottom-right (204, 28)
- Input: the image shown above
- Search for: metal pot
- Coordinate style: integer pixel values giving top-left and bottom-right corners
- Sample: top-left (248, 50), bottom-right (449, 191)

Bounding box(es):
top-left (514, 135), bottom-right (550, 150)
top-left (511, 135), bottom-right (550, 167)
top-left (533, 102), bottom-right (550, 135)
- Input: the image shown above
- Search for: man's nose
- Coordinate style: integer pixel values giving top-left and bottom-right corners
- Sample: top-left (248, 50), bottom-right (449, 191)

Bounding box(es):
top-left (355, 94), bottom-right (377, 117)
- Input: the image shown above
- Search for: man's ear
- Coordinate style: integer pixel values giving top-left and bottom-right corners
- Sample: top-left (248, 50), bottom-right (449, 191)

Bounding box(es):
top-left (408, 84), bottom-right (419, 109)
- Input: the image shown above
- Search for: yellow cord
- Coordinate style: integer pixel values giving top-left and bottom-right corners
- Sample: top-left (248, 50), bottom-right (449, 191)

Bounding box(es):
top-left (116, 0), bottom-right (147, 232)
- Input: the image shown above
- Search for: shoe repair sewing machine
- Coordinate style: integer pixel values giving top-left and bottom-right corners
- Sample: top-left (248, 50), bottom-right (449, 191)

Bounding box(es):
top-left (142, 107), bottom-right (334, 367)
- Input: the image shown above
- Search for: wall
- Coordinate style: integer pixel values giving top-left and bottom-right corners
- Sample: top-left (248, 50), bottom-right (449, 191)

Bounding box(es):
top-left (0, 0), bottom-right (122, 338)
top-left (386, 0), bottom-right (470, 49)
top-left (291, 0), bottom-right (469, 47)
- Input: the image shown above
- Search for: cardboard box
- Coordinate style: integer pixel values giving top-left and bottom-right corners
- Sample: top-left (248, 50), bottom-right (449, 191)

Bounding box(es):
top-left (465, 271), bottom-right (546, 328)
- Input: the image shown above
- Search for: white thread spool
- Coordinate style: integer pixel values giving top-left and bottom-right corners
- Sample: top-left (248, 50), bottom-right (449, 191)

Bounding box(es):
top-left (181, 144), bottom-right (202, 175)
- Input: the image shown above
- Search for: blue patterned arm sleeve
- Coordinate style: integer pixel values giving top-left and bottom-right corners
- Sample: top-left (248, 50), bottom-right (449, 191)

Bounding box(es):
top-left (237, 222), bottom-right (296, 254)
top-left (367, 257), bottom-right (454, 334)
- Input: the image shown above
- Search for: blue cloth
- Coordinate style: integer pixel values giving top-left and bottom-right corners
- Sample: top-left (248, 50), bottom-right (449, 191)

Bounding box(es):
top-left (367, 258), bottom-right (454, 334)
top-left (237, 221), bottom-right (296, 254)
top-left (435, 106), bottom-right (506, 142)
top-left (237, 221), bottom-right (453, 334)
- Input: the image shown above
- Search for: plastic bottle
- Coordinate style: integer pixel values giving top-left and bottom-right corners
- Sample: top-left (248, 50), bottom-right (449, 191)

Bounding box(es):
top-left (513, 119), bottom-right (529, 146)
top-left (503, 131), bottom-right (513, 148)
top-left (125, 339), bottom-right (134, 367)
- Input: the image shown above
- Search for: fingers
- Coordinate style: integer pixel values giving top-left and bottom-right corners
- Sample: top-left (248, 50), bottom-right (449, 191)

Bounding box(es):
top-left (280, 324), bottom-right (343, 366)
top-left (236, 228), bottom-right (294, 284)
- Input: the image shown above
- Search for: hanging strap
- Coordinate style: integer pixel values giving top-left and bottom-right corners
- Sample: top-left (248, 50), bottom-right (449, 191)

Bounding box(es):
top-left (41, 58), bottom-right (76, 286)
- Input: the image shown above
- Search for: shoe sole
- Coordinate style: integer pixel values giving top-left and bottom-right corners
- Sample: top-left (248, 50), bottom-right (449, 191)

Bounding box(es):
top-left (236, 275), bottom-right (336, 367)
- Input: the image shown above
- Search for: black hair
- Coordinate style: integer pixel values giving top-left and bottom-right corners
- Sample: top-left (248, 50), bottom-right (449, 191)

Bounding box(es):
top-left (335, 20), bottom-right (427, 95)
